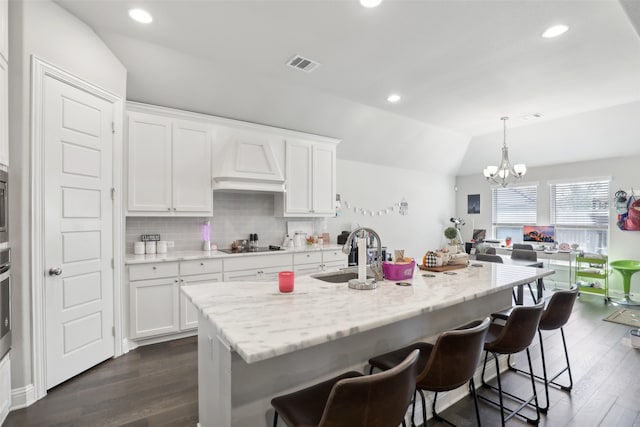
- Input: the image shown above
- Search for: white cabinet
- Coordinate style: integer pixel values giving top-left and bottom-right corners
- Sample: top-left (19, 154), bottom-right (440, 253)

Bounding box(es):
top-left (129, 259), bottom-right (222, 339)
top-left (0, 0), bottom-right (7, 64)
top-left (0, 57), bottom-right (7, 167)
top-left (276, 139), bottom-right (336, 217)
top-left (129, 263), bottom-right (180, 339)
top-left (293, 249), bottom-right (348, 275)
top-left (127, 111), bottom-right (212, 216)
top-left (223, 253), bottom-right (293, 282)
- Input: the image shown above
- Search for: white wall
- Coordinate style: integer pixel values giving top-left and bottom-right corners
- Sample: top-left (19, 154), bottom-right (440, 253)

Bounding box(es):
top-left (324, 159), bottom-right (456, 261)
top-left (9, 0), bottom-right (126, 393)
top-left (455, 154), bottom-right (640, 294)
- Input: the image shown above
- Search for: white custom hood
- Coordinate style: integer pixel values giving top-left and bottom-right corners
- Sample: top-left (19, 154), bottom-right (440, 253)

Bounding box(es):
top-left (211, 126), bottom-right (285, 193)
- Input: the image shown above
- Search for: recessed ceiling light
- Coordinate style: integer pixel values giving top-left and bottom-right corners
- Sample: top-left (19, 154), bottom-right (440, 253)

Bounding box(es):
top-left (360, 0), bottom-right (383, 8)
top-left (387, 94), bottom-right (401, 103)
top-left (542, 25), bottom-right (569, 38)
top-left (129, 8), bottom-right (153, 24)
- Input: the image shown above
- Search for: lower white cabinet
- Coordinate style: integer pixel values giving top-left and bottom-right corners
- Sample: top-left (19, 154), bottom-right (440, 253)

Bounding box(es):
top-left (293, 249), bottom-right (347, 275)
top-left (223, 253), bottom-right (293, 282)
top-left (129, 259), bottom-right (222, 339)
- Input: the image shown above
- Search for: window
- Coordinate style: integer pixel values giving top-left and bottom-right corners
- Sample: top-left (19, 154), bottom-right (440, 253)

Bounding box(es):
top-left (550, 179), bottom-right (610, 254)
top-left (492, 185), bottom-right (537, 240)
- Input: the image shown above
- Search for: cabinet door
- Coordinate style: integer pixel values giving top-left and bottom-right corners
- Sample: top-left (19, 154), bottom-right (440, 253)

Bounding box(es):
top-left (0, 57), bottom-right (7, 167)
top-left (285, 139), bottom-right (313, 214)
top-left (129, 277), bottom-right (179, 339)
top-left (312, 144), bottom-right (336, 215)
top-left (127, 112), bottom-right (172, 213)
top-left (180, 273), bottom-right (222, 331)
top-left (172, 119), bottom-right (213, 214)
top-left (0, 0), bottom-right (7, 64)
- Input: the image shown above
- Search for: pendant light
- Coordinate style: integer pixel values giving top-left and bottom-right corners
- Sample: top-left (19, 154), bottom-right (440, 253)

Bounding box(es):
top-left (483, 117), bottom-right (526, 187)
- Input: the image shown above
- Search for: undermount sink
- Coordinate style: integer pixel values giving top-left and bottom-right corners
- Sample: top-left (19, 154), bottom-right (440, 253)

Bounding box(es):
top-left (311, 270), bottom-right (374, 283)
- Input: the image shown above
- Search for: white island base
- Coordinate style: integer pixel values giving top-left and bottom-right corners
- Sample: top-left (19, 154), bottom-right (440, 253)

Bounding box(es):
top-left (197, 289), bottom-right (512, 426)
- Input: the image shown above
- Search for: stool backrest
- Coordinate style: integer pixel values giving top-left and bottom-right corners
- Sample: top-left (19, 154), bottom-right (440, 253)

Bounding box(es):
top-left (485, 302), bottom-right (544, 354)
top-left (539, 284), bottom-right (578, 331)
top-left (511, 249), bottom-right (538, 262)
top-left (476, 254), bottom-right (503, 263)
top-left (418, 318), bottom-right (490, 391)
top-left (485, 247), bottom-right (497, 255)
top-left (319, 349), bottom-right (419, 427)
top-left (513, 243), bottom-right (534, 250)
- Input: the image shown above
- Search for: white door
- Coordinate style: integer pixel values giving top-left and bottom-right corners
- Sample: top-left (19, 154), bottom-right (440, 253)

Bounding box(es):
top-left (43, 75), bottom-right (115, 389)
top-left (172, 119), bottom-right (212, 213)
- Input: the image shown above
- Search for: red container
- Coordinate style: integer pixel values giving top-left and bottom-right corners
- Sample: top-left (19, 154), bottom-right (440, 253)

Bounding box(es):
top-left (382, 260), bottom-right (415, 281)
top-left (278, 271), bottom-right (295, 293)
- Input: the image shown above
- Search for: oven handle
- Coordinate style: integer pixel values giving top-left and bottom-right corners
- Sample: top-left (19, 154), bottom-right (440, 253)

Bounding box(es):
top-left (0, 265), bottom-right (8, 275)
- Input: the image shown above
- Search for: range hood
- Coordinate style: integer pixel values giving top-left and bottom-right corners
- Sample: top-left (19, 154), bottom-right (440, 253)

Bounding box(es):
top-left (212, 128), bottom-right (285, 193)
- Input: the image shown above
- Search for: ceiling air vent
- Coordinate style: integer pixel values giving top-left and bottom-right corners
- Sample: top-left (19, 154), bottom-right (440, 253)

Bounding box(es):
top-left (286, 55), bottom-right (320, 73)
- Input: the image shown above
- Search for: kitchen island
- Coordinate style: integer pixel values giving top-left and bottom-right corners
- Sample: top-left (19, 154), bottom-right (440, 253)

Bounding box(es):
top-left (182, 262), bottom-right (554, 427)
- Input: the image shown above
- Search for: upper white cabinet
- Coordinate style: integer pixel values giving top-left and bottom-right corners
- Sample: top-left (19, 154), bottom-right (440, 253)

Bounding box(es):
top-left (276, 139), bottom-right (336, 216)
top-left (0, 0), bottom-right (7, 64)
top-left (127, 110), bottom-right (213, 216)
top-left (0, 57), bottom-right (7, 167)
top-left (211, 126), bottom-right (285, 192)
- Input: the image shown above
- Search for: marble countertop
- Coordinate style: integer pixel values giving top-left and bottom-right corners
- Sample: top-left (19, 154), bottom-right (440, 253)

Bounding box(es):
top-left (182, 262), bottom-right (555, 364)
top-left (125, 244), bottom-right (344, 264)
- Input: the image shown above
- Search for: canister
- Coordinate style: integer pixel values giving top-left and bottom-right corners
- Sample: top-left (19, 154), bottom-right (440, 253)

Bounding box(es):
top-left (134, 241), bottom-right (145, 255)
top-left (157, 241), bottom-right (168, 254)
top-left (145, 241), bottom-right (156, 254)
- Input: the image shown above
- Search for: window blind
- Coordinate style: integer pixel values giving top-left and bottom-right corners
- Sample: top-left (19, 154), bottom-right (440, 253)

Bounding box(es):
top-left (550, 180), bottom-right (610, 227)
top-left (492, 185), bottom-right (537, 225)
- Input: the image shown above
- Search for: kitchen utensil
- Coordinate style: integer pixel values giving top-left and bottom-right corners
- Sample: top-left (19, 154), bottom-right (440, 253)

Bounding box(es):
top-left (294, 231), bottom-right (306, 248)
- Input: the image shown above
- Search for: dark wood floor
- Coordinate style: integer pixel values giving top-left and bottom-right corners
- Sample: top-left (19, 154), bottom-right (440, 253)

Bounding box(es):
top-left (3, 291), bottom-right (639, 427)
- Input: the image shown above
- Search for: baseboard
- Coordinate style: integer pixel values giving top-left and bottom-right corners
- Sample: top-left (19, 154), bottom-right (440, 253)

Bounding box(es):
top-left (126, 330), bottom-right (197, 352)
top-left (11, 383), bottom-right (37, 410)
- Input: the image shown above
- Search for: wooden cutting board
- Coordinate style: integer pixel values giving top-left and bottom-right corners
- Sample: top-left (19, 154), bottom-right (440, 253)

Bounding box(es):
top-left (418, 264), bottom-right (467, 272)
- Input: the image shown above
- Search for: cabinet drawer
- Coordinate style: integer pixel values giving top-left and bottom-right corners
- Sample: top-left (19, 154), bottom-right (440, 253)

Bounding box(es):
top-left (323, 249), bottom-right (347, 263)
top-left (223, 266), bottom-right (286, 282)
top-left (180, 259), bottom-right (223, 276)
top-left (293, 251), bottom-right (322, 265)
top-left (129, 262), bottom-right (179, 281)
top-left (224, 253), bottom-right (292, 272)
top-left (180, 273), bottom-right (222, 285)
top-left (323, 260), bottom-right (347, 271)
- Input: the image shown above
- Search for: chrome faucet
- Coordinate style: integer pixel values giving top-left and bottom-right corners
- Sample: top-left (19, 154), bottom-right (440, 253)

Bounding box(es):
top-left (342, 227), bottom-right (384, 283)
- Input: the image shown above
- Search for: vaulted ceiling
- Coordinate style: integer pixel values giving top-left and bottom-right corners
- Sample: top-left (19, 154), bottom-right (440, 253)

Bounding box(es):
top-left (55, 0), bottom-right (640, 176)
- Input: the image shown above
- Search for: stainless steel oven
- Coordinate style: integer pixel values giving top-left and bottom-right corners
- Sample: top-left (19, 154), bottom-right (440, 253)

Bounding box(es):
top-left (0, 248), bottom-right (10, 359)
top-left (0, 170), bottom-right (7, 244)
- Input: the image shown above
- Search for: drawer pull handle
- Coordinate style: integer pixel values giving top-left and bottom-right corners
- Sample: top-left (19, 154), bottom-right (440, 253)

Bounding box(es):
top-left (200, 262), bottom-right (204, 266)
top-left (152, 266), bottom-right (157, 270)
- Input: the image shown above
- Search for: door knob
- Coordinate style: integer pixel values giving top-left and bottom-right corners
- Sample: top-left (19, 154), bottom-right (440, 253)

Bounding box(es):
top-left (49, 267), bottom-right (62, 276)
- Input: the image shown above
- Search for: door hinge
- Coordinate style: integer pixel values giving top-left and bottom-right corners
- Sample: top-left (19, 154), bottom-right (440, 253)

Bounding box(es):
top-left (111, 258), bottom-right (114, 269)
top-left (110, 188), bottom-right (115, 200)
top-left (111, 122), bottom-right (115, 134)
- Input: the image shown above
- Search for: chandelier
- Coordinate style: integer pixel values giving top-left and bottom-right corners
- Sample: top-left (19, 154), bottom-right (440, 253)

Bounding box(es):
top-left (483, 117), bottom-right (526, 187)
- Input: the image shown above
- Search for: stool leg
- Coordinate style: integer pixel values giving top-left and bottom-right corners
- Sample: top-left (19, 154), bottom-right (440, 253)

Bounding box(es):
top-left (525, 348), bottom-right (541, 424)
top-left (419, 389), bottom-right (427, 427)
top-left (494, 352), bottom-right (506, 427)
top-left (273, 411), bottom-right (278, 427)
top-left (538, 330), bottom-right (550, 413)
top-left (470, 377), bottom-right (482, 427)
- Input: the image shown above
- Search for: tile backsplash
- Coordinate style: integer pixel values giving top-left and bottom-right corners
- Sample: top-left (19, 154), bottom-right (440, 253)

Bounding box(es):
top-left (126, 193), bottom-right (326, 253)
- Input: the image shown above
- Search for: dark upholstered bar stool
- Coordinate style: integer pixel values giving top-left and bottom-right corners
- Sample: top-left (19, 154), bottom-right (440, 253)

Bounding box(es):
top-left (271, 349), bottom-right (419, 427)
top-left (510, 249), bottom-right (541, 303)
top-left (485, 247), bottom-right (497, 255)
top-left (479, 302), bottom-right (544, 426)
top-left (493, 285), bottom-right (578, 413)
top-left (368, 318), bottom-right (491, 427)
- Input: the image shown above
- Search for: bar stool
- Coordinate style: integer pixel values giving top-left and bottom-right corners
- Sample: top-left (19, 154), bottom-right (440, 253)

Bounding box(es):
top-left (479, 302), bottom-right (544, 426)
top-left (493, 285), bottom-right (578, 413)
top-left (271, 349), bottom-right (419, 427)
top-left (368, 318), bottom-right (491, 427)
